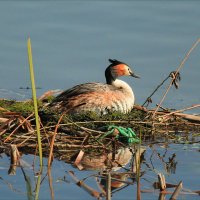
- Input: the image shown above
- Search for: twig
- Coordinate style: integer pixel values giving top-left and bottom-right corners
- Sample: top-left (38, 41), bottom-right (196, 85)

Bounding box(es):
top-left (106, 172), bottom-right (111, 200)
top-left (4, 113), bottom-right (34, 143)
top-left (169, 181), bottom-right (183, 200)
top-left (68, 171), bottom-right (101, 198)
top-left (158, 104), bottom-right (200, 119)
top-left (74, 150), bottom-right (85, 170)
top-left (142, 75), bottom-right (170, 107)
top-left (0, 117), bottom-right (9, 123)
top-left (152, 38), bottom-right (200, 118)
top-left (0, 117), bottom-right (15, 134)
top-left (48, 114), bottom-right (64, 167)
top-left (141, 189), bottom-right (198, 195)
top-left (17, 133), bottom-right (35, 147)
top-left (158, 173), bottom-right (166, 191)
top-left (47, 167), bottom-right (55, 200)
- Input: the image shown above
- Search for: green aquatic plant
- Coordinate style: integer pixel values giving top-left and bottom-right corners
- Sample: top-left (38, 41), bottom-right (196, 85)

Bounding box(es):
top-left (27, 37), bottom-right (43, 166)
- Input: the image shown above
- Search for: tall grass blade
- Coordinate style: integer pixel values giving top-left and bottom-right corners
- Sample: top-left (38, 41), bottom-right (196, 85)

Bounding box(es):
top-left (27, 37), bottom-right (43, 166)
top-left (35, 173), bottom-right (42, 200)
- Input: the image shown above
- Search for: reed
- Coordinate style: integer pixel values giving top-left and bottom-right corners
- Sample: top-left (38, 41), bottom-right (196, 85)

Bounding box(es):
top-left (27, 37), bottom-right (43, 166)
top-left (35, 174), bottom-right (42, 200)
top-left (136, 128), bottom-right (142, 200)
top-left (152, 38), bottom-right (200, 118)
top-left (48, 114), bottom-right (64, 167)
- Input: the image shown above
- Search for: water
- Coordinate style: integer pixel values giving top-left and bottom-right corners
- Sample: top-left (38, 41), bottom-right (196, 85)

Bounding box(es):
top-left (1, 144), bottom-right (200, 200)
top-left (0, 1), bottom-right (200, 199)
top-left (0, 1), bottom-right (200, 109)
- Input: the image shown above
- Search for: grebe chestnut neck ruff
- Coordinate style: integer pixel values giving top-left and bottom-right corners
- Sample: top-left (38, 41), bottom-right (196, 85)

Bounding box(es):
top-left (50, 59), bottom-right (140, 114)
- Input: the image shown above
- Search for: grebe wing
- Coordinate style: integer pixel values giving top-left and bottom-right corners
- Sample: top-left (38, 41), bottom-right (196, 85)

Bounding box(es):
top-left (52, 82), bottom-right (115, 103)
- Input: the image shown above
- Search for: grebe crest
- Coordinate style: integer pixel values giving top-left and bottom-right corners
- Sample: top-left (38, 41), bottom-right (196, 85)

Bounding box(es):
top-left (51, 59), bottom-right (140, 114)
top-left (105, 59), bottom-right (140, 85)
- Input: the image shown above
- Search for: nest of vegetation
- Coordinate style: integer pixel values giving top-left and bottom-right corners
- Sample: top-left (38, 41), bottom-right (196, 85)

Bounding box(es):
top-left (0, 97), bottom-right (200, 163)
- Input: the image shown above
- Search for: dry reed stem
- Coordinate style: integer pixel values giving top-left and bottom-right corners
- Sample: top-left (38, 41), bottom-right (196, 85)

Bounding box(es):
top-left (106, 172), bottom-right (111, 200)
top-left (4, 113), bottom-right (34, 143)
top-left (157, 104), bottom-right (200, 119)
top-left (68, 171), bottom-right (101, 198)
top-left (0, 116), bottom-right (16, 132)
top-left (152, 38), bottom-right (200, 118)
top-left (0, 117), bottom-right (9, 123)
top-left (167, 113), bottom-right (200, 123)
top-left (141, 189), bottom-right (199, 195)
top-left (48, 113), bottom-right (64, 167)
top-left (47, 167), bottom-right (55, 200)
top-left (142, 75), bottom-right (171, 107)
top-left (74, 150), bottom-right (85, 170)
top-left (169, 181), bottom-right (183, 200)
top-left (17, 133), bottom-right (35, 146)
top-left (158, 173), bottom-right (166, 191)
top-left (0, 117), bottom-right (15, 134)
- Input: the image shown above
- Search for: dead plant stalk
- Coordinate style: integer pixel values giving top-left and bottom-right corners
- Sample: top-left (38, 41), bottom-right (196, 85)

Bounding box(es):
top-left (158, 104), bottom-right (200, 119)
top-left (48, 114), bottom-right (64, 167)
top-left (4, 113), bottom-right (34, 143)
top-left (152, 38), bottom-right (200, 118)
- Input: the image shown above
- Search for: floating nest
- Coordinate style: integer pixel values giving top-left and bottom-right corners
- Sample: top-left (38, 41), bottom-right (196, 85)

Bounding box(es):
top-left (0, 98), bottom-right (200, 163)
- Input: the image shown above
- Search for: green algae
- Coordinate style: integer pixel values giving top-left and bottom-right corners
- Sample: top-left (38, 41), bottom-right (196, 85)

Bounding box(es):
top-left (0, 99), bottom-right (35, 114)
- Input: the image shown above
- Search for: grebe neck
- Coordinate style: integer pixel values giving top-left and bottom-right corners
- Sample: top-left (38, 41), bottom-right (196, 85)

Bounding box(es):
top-left (105, 66), bottom-right (115, 84)
top-left (112, 79), bottom-right (134, 96)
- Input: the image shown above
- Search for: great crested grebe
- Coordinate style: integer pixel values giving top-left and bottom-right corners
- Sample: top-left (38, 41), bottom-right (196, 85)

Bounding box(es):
top-left (50, 59), bottom-right (140, 114)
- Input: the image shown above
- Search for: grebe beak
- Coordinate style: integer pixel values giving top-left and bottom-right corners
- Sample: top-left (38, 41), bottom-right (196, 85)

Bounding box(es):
top-left (130, 72), bottom-right (140, 78)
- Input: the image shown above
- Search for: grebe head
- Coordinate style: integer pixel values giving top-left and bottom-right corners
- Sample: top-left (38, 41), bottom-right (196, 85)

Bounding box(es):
top-left (105, 59), bottom-right (140, 84)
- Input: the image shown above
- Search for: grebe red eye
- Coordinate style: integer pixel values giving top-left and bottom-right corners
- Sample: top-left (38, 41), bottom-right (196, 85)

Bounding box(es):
top-left (127, 68), bottom-right (133, 75)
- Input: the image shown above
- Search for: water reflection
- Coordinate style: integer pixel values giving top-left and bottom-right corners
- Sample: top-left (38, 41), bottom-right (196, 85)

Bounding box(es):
top-left (72, 147), bottom-right (138, 171)
top-left (0, 143), bottom-right (200, 200)
top-left (148, 145), bottom-right (178, 175)
top-left (67, 146), bottom-right (146, 199)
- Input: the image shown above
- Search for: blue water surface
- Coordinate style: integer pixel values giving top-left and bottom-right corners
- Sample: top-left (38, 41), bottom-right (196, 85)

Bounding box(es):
top-left (0, 1), bottom-right (200, 200)
top-left (0, 1), bottom-right (199, 110)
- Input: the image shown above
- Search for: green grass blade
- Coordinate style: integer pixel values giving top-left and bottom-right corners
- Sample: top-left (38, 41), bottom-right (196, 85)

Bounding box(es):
top-left (35, 172), bottom-right (42, 200)
top-left (27, 37), bottom-right (43, 166)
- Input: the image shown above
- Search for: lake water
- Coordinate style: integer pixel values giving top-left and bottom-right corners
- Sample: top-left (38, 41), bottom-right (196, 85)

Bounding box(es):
top-left (0, 1), bottom-right (200, 200)
top-left (1, 143), bottom-right (200, 200)
top-left (0, 1), bottom-right (200, 110)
